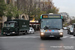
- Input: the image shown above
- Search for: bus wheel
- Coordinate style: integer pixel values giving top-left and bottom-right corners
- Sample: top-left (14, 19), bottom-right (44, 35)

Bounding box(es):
top-left (40, 37), bottom-right (45, 40)
top-left (73, 33), bottom-right (75, 36)
top-left (73, 35), bottom-right (75, 36)
top-left (56, 37), bottom-right (60, 40)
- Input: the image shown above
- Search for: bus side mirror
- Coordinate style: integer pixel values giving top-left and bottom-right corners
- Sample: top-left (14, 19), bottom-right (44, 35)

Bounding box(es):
top-left (62, 19), bottom-right (64, 22)
top-left (38, 19), bottom-right (41, 23)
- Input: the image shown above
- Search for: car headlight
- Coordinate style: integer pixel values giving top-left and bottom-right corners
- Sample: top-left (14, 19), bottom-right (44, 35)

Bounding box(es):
top-left (60, 32), bottom-right (63, 35)
top-left (3, 32), bottom-right (5, 34)
top-left (12, 32), bottom-right (15, 33)
top-left (40, 32), bottom-right (44, 36)
top-left (29, 30), bottom-right (31, 31)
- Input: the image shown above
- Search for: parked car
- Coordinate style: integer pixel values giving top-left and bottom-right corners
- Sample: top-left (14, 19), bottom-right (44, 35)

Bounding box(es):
top-left (72, 23), bottom-right (75, 36)
top-left (68, 27), bottom-right (73, 35)
top-left (67, 25), bottom-right (74, 35)
top-left (63, 27), bottom-right (68, 30)
top-left (27, 27), bottom-right (34, 34)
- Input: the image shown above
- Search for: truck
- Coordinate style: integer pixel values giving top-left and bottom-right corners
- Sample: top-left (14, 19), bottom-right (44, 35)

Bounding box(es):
top-left (2, 19), bottom-right (29, 35)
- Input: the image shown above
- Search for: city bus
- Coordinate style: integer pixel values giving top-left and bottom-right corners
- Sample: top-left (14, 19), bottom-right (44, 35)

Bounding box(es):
top-left (39, 13), bottom-right (63, 40)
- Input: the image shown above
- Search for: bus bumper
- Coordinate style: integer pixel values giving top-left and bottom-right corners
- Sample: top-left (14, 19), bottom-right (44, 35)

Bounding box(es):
top-left (40, 32), bottom-right (63, 38)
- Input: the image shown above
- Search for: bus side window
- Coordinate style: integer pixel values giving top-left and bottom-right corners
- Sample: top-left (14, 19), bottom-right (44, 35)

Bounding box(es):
top-left (62, 19), bottom-right (64, 22)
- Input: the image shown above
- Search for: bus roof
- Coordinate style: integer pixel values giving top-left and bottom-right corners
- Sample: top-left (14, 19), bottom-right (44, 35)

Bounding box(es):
top-left (42, 14), bottom-right (61, 16)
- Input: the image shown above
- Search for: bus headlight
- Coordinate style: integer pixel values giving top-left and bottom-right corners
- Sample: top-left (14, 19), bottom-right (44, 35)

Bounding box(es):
top-left (60, 32), bottom-right (63, 35)
top-left (40, 32), bottom-right (44, 36)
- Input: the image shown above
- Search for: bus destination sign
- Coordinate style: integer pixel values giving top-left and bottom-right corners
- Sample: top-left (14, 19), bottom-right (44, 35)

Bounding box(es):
top-left (42, 15), bottom-right (61, 18)
top-left (48, 15), bottom-right (60, 18)
top-left (42, 15), bottom-right (48, 18)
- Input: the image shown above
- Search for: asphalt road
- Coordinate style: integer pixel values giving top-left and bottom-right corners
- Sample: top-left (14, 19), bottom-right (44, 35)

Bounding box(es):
top-left (0, 30), bottom-right (75, 50)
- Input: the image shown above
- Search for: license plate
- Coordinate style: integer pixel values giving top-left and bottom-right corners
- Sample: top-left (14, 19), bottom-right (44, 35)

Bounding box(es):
top-left (7, 34), bottom-right (10, 35)
top-left (49, 35), bottom-right (54, 37)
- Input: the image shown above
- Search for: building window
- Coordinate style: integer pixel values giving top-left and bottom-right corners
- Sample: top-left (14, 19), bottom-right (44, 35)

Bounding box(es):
top-left (7, 0), bottom-right (10, 4)
top-left (22, 16), bottom-right (25, 19)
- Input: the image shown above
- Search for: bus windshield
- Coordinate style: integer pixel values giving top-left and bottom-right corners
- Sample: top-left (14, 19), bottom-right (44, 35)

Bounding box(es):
top-left (41, 19), bottom-right (62, 29)
top-left (4, 23), bottom-right (15, 27)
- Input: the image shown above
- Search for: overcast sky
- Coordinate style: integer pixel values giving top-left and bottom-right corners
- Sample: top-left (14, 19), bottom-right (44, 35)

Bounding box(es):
top-left (53, 0), bottom-right (75, 16)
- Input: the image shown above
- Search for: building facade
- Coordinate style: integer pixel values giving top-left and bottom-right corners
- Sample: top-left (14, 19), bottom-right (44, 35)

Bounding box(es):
top-left (5, 0), bottom-right (17, 5)
top-left (60, 12), bottom-right (71, 24)
top-left (0, 0), bottom-right (29, 30)
top-left (32, 0), bottom-right (53, 11)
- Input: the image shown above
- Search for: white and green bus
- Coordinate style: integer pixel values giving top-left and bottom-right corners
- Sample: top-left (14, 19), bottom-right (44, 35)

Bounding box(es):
top-left (40, 13), bottom-right (64, 40)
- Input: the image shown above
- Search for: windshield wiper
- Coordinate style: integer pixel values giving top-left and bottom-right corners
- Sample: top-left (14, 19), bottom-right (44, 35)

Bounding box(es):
top-left (44, 26), bottom-right (49, 30)
top-left (50, 28), bottom-right (60, 30)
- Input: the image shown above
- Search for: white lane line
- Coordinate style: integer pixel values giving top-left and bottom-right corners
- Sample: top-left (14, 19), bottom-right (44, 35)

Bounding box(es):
top-left (0, 36), bottom-right (40, 38)
top-left (18, 36), bottom-right (40, 38)
top-left (70, 36), bottom-right (75, 38)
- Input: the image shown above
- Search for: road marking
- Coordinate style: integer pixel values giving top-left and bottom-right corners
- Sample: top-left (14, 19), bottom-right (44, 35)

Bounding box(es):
top-left (70, 36), bottom-right (75, 38)
top-left (0, 36), bottom-right (40, 38)
top-left (0, 36), bottom-right (75, 39)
